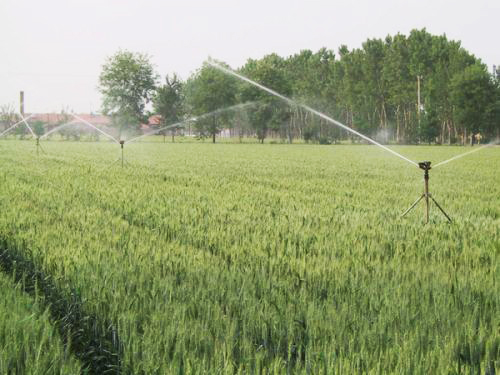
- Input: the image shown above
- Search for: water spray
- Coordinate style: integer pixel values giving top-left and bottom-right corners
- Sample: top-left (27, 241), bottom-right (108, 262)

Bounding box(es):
top-left (433, 143), bottom-right (495, 168)
top-left (107, 102), bottom-right (257, 169)
top-left (0, 114), bottom-right (34, 137)
top-left (71, 114), bottom-right (119, 144)
top-left (207, 59), bottom-right (418, 167)
top-left (125, 102), bottom-right (257, 144)
top-left (206, 59), bottom-right (459, 223)
top-left (70, 114), bottom-right (129, 168)
top-left (18, 114), bottom-right (46, 156)
top-left (20, 117), bottom-right (36, 139)
top-left (401, 161), bottom-right (452, 223)
top-left (40, 122), bottom-right (75, 140)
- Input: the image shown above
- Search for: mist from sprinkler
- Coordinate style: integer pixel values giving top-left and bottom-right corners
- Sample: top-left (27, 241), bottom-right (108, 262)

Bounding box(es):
top-left (0, 114), bottom-right (35, 137)
top-left (0, 114), bottom-right (46, 155)
top-left (206, 59), bottom-right (464, 223)
top-left (40, 122), bottom-right (75, 139)
top-left (72, 114), bottom-right (119, 144)
top-left (125, 102), bottom-right (257, 144)
top-left (19, 114), bottom-right (37, 138)
top-left (108, 102), bottom-right (258, 168)
top-left (207, 58), bottom-right (418, 167)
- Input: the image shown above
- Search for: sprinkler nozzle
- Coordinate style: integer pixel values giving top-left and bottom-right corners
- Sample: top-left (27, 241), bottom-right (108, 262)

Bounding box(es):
top-left (418, 161), bottom-right (431, 171)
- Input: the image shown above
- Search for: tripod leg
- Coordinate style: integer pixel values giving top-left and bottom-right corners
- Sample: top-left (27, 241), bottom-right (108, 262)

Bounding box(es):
top-left (105, 158), bottom-right (121, 170)
top-left (430, 196), bottom-right (452, 223)
top-left (401, 194), bottom-right (424, 218)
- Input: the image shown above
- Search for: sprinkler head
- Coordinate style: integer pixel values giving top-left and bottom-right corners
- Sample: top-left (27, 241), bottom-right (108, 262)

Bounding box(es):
top-left (119, 140), bottom-right (125, 145)
top-left (418, 161), bottom-right (431, 171)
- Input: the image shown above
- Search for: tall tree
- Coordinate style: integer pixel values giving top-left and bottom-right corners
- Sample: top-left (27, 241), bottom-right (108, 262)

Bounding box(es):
top-left (240, 54), bottom-right (292, 143)
top-left (99, 50), bottom-right (158, 136)
top-left (382, 33), bottom-right (413, 143)
top-left (184, 61), bottom-right (238, 143)
top-left (362, 38), bottom-right (388, 130)
top-left (153, 74), bottom-right (184, 142)
top-left (451, 63), bottom-right (498, 140)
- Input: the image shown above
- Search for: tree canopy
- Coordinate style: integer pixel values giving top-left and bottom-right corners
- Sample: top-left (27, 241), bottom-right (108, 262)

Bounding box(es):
top-left (184, 61), bottom-right (238, 143)
top-left (101, 30), bottom-right (499, 144)
top-left (99, 50), bottom-right (158, 135)
top-left (153, 73), bottom-right (184, 141)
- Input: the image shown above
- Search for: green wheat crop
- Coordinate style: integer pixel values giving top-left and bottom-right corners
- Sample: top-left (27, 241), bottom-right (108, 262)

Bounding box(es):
top-left (0, 140), bottom-right (498, 374)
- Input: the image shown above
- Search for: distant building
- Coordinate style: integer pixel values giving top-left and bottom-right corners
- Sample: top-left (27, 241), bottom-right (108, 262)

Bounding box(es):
top-left (29, 113), bottom-right (111, 127)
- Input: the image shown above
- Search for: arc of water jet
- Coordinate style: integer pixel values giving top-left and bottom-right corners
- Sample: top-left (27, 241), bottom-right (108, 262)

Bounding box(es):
top-left (125, 102), bottom-right (257, 144)
top-left (40, 121), bottom-right (75, 139)
top-left (433, 144), bottom-right (494, 168)
top-left (19, 114), bottom-right (37, 138)
top-left (207, 59), bottom-right (418, 167)
top-left (0, 114), bottom-right (34, 137)
top-left (125, 121), bottom-right (186, 144)
top-left (71, 114), bottom-right (119, 143)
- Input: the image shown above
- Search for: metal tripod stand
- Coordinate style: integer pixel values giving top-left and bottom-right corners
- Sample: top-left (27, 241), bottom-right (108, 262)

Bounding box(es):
top-left (35, 137), bottom-right (46, 156)
top-left (401, 161), bottom-right (452, 223)
top-left (107, 140), bottom-right (130, 169)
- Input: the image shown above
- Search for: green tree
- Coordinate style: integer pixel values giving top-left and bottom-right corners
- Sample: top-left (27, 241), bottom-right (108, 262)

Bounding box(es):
top-left (362, 38), bottom-right (388, 131)
top-left (382, 33), bottom-right (414, 143)
top-left (184, 61), bottom-right (237, 143)
top-left (450, 63), bottom-right (497, 139)
top-left (419, 108), bottom-right (440, 144)
top-left (99, 50), bottom-right (158, 136)
top-left (240, 54), bottom-right (292, 143)
top-left (153, 74), bottom-right (184, 142)
top-left (32, 121), bottom-right (45, 137)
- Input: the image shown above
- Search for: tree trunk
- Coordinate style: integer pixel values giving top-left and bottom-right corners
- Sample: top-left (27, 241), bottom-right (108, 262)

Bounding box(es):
top-left (212, 115), bottom-right (216, 143)
top-left (446, 121), bottom-right (451, 145)
top-left (395, 106), bottom-right (400, 144)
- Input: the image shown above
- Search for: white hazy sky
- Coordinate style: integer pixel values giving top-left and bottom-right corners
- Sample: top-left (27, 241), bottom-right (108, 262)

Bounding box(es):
top-left (0, 0), bottom-right (498, 113)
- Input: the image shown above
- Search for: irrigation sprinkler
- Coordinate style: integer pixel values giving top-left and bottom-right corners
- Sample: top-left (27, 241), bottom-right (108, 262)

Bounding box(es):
top-left (106, 140), bottom-right (130, 169)
top-left (207, 59), bottom-right (457, 224)
top-left (401, 161), bottom-right (452, 224)
top-left (120, 140), bottom-right (125, 167)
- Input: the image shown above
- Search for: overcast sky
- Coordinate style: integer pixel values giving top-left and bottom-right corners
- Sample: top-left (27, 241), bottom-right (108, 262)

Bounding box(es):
top-left (0, 0), bottom-right (498, 113)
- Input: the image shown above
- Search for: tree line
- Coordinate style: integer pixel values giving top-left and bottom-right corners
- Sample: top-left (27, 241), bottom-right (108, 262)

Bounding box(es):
top-left (97, 29), bottom-right (500, 144)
